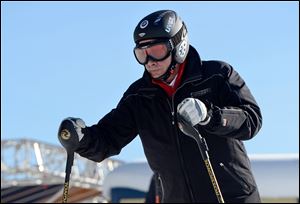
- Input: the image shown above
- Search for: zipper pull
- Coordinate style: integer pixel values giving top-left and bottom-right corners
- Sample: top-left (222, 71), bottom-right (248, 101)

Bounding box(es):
top-left (171, 112), bottom-right (175, 125)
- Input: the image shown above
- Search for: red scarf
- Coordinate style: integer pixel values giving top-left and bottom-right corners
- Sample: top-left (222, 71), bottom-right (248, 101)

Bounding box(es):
top-left (152, 61), bottom-right (186, 97)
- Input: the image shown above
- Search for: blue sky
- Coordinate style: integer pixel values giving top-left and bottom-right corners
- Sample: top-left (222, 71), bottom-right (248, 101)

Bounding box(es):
top-left (1, 1), bottom-right (299, 162)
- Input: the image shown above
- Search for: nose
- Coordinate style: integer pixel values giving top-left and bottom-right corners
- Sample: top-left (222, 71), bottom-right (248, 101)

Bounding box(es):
top-left (146, 58), bottom-right (158, 67)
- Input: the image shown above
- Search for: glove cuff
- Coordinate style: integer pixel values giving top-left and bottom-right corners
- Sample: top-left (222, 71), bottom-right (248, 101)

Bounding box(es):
top-left (198, 101), bottom-right (215, 126)
top-left (199, 115), bottom-right (211, 125)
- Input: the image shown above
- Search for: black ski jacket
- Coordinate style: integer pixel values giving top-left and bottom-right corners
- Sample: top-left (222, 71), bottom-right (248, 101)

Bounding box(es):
top-left (76, 45), bottom-right (263, 203)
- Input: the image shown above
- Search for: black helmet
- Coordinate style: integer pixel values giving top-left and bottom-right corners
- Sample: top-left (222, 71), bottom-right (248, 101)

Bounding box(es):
top-left (133, 10), bottom-right (189, 64)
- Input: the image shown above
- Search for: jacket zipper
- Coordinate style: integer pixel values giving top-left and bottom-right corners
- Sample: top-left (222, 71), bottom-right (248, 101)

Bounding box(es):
top-left (166, 77), bottom-right (204, 202)
top-left (163, 75), bottom-right (216, 201)
top-left (166, 98), bottom-right (195, 202)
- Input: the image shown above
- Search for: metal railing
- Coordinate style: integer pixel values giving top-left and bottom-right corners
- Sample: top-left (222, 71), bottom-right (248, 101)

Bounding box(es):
top-left (1, 138), bottom-right (123, 189)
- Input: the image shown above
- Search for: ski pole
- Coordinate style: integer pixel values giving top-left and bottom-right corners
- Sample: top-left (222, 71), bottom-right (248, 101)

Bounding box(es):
top-left (58, 118), bottom-right (83, 203)
top-left (178, 117), bottom-right (225, 203)
top-left (154, 173), bottom-right (161, 203)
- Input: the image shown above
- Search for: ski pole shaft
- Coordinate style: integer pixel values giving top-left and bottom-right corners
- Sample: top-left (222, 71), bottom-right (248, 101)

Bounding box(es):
top-left (62, 152), bottom-right (74, 203)
top-left (194, 134), bottom-right (224, 203)
top-left (204, 158), bottom-right (224, 203)
top-left (154, 173), bottom-right (160, 203)
top-left (177, 118), bottom-right (225, 203)
top-left (194, 130), bottom-right (224, 203)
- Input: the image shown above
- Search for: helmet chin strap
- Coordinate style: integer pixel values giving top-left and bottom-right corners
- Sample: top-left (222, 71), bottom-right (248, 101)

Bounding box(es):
top-left (156, 60), bottom-right (177, 82)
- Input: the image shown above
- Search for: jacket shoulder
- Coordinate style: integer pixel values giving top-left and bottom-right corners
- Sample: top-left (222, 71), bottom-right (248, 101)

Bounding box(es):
top-left (202, 60), bottom-right (234, 79)
top-left (122, 78), bottom-right (147, 99)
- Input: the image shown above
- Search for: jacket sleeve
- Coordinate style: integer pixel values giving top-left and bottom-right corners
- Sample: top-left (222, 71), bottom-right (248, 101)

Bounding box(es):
top-left (203, 62), bottom-right (262, 140)
top-left (75, 91), bottom-right (138, 162)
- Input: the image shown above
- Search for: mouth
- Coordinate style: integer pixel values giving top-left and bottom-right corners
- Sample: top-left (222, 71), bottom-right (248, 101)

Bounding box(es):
top-left (149, 69), bottom-right (162, 75)
top-left (145, 65), bottom-right (165, 77)
top-left (148, 68), bottom-right (160, 72)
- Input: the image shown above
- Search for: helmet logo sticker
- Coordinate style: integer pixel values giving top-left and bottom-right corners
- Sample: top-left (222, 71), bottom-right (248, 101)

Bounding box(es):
top-left (139, 33), bottom-right (146, 37)
top-left (154, 11), bottom-right (170, 25)
top-left (154, 17), bottom-right (161, 24)
top-left (140, 20), bottom-right (148, 29)
top-left (178, 41), bottom-right (187, 57)
top-left (165, 17), bottom-right (174, 33)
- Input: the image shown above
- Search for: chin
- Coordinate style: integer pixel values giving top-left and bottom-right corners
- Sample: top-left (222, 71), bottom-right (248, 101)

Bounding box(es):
top-left (150, 73), bottom-right (162, 79)
top-left (152, 76), bottom-right (160, 79)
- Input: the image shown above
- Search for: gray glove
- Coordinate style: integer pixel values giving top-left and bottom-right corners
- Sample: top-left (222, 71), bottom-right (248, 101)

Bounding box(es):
top-left (58, 117), bottom-right (86, 152)
top-left (177, 98), bottom-right (211, 126)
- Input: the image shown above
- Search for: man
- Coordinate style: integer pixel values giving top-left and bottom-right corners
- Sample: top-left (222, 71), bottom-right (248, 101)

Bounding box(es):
top-left (58, 10), bottom-right (262, 203)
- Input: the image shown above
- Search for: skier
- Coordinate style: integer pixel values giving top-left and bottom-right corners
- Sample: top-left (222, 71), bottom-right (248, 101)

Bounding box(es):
top-left (58, 10), bottom-right (262, 203)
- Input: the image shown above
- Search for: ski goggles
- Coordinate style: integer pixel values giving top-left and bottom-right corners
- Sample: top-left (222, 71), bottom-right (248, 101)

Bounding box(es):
top-left (133, 40), bottom-right (173, 65)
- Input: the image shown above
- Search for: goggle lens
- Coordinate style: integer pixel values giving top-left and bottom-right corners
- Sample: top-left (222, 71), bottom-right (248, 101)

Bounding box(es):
top-left (134, 41), bottom-right (171, 65)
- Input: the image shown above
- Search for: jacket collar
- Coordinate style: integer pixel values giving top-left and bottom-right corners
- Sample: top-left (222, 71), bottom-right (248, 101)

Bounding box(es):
top-left (180, 45), bottom-right (203, 84)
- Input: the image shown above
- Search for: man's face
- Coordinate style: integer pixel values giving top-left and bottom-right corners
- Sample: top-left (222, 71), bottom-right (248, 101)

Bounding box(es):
top-left (135, 39), bottom-right (172, 79)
